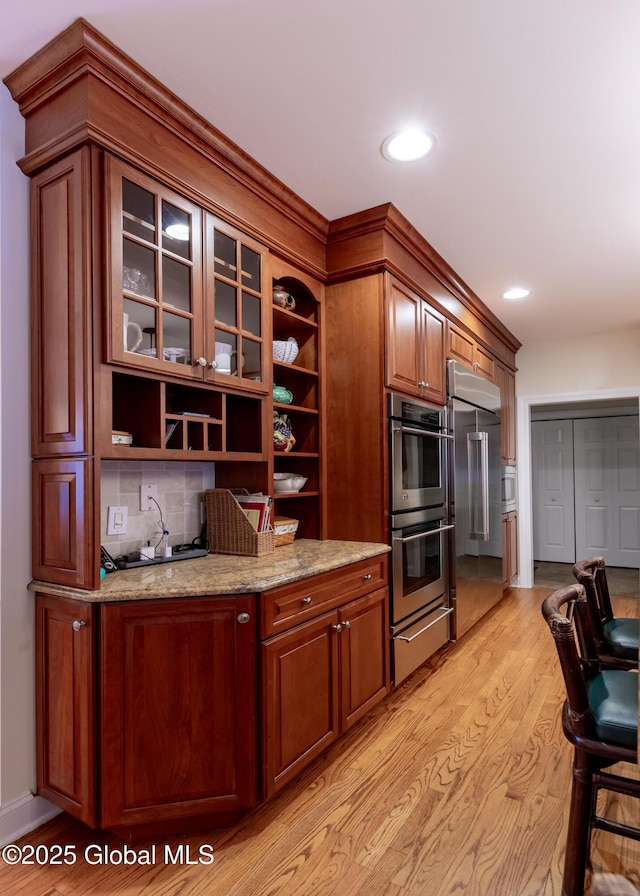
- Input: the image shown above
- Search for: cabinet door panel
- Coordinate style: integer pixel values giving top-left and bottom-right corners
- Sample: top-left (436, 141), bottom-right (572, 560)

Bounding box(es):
top-left (422, 304), bottom-right (445, 404)
top-left (105, 156), bottom-right (204, 378)
top-left (340, 588), bottom-right (389, 730)
top-left (35, 595), bottom-right (96, 825)
top-left (32, 457), bottom-right (96, 588)
top-left (100, 596), bottom-right (257, 826)
top-left (261, 611), bottom-right (340, 798)
top-left (31, 149), bottom-right (92, 456)
top-left (386, 278), bottom-right (420, 395)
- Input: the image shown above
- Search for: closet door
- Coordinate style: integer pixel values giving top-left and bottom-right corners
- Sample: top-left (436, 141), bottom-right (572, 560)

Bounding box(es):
top-left (574, 416), bottom-right (640, 567)
top-left (532, 420), bottom-right (575, 563)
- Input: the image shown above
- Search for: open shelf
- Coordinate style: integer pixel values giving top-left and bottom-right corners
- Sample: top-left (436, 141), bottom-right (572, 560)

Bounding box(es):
top-left (106, 370), bottom-right (265, 459)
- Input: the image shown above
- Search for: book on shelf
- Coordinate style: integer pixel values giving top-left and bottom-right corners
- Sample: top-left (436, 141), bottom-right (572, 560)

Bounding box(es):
top-left (236, 494), bottom-right (272, 532)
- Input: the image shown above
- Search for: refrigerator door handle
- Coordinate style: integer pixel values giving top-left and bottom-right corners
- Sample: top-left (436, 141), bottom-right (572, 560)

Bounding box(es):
top-left (467, 431), bottom-right (489, 540)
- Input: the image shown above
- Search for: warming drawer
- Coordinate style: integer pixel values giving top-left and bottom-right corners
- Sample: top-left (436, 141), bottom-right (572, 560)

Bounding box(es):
top-left (392, 603), bottom-right (453, 685)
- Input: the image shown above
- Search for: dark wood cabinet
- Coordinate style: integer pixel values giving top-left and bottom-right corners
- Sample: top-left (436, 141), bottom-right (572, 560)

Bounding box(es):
top-left (31, 458), bottom-right (97, 589)
top-left (447, 320), bottom-right (496, 382)
top-left (35, 593), bottom-right (257, 831)
top-left (386, 275), bottom-right (445, 405)
top-left (260, 559), bottom-right (389, 798)
top-left (35, 595), bottom-right (97, 826)
top-left (338, 588), bottom-right (389, 731)
top-left (100, 595), bottom-right (257, 827)
top-left (30, 148), bottom-right (94, 459)
top-left (261, 609), bottom-right (340, 797)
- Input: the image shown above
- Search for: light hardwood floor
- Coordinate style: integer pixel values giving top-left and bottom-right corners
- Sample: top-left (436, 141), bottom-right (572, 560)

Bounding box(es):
top-left (4, 587), bottom-right (639, 896)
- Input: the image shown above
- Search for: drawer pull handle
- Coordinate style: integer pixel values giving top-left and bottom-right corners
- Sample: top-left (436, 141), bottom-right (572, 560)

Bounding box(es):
top-left (72, 620), bottom-right (86, 632)
top-left (237, 613), bottom-right (251, 624)
top-left (302, 596), bottom-right (313, 605)
top-left (332, 623), bottom-right (343, 632)
top-left (363, 574), bottom-right (372, 581)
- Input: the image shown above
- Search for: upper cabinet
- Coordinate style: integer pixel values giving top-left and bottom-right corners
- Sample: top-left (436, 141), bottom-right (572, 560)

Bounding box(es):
top-left (446, 320), bottom-right (496, 382)
top-left (386, 275), bottom-right (445, 405)
top-left (106, 157), bottom-right (269, 393)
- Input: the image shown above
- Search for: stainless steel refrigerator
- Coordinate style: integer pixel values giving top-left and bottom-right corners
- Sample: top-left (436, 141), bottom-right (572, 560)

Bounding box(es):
top-left (446, 360), bottom-right (503, 639)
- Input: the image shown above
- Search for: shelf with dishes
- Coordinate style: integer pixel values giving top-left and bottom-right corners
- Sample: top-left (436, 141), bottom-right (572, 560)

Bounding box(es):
top-left (270, 266), bottom-right (323, 540)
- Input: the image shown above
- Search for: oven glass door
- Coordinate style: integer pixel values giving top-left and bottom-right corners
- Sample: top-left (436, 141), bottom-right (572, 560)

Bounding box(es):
top-left (392, 515), bottom-right (452, 625)
top-left (391, 423), bottom-right (447, 511)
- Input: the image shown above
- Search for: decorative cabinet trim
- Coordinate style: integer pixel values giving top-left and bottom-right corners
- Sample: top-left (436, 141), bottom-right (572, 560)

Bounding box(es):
top-left (30, 148), bottom-right (93, 457)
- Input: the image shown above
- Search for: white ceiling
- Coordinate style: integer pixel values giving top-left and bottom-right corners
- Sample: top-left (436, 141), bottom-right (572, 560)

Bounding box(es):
top-left (2, 1), bottom-right (640, 349)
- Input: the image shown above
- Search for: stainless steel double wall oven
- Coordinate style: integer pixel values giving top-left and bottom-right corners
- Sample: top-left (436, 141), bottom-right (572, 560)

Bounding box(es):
top-left (388, 394), bottom-right (453, 684)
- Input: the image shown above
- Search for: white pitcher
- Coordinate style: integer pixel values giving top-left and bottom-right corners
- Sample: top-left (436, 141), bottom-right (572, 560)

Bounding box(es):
top-left (123, 312), bottom-right (143, 353)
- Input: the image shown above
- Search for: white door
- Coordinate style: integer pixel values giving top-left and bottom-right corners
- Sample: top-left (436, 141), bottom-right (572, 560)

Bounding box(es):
top-left (574, 416), bottom-right (640, 567)
top-left (532, 420), bottom-right (575, 563)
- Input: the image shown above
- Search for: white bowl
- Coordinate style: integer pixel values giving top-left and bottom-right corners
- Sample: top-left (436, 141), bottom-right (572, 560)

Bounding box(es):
top-left (274, 473), bottom-right (307, 493)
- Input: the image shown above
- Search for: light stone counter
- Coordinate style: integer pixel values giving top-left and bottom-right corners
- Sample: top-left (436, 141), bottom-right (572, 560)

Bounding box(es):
top-left (29, 539), bottom-right (390, 603)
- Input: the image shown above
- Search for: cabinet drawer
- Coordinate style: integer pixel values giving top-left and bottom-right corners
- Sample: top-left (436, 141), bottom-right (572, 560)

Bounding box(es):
top-left (260, 554), bottom-right (387, 638)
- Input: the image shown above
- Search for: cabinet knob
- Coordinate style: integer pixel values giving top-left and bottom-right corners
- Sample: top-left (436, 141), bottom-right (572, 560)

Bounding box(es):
top-left (332, 623), bottom-right (343, 632)
top-left (342, 619), bottom-right (351, 629)
top-left (195, 357), bottom-right (207, 367)
top-left (72, 620), bottom-right (86, 632)
top-left (237, 612), bottom-right (251, 624)
top-left (363, 574), bottom-right (372, 581)
top-left (301, 596), bottom-right (313, 605)
top-left (209, 359), bottom-right (218, 369)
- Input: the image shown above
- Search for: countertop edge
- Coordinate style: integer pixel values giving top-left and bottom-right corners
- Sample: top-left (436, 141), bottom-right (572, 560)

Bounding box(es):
top-left (29, 539), bottom-right (391, 603)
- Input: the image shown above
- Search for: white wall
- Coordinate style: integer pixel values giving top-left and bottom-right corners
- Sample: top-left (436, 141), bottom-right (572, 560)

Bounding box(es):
top-left (0, 84), bottom-right (59, 843)
top-left (516, 327), bottom-right (640, 395)
top-left (515, 327), bottom-right (640, 587)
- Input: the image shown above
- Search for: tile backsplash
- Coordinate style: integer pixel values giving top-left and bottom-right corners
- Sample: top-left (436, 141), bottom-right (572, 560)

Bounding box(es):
top-left (101, 460), bottom-right (214, 558)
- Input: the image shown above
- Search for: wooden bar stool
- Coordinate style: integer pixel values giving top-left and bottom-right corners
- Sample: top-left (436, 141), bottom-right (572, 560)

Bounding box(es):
top-left (573, 557), bottom-right (638, 670)
top-left (541, 584), bottom-right (639, 896)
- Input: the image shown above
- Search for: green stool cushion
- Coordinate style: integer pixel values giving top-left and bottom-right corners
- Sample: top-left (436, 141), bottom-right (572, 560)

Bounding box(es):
top-left (587, 670), bottom-right (638, 748)
top-left (604, 618), bottom-right (639, 660)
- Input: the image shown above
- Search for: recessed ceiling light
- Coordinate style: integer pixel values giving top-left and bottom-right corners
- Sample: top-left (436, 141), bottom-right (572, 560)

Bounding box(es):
top-left (381, 129), bottom-right (437, 162)
top-left (502, 287), bottom-right (530, 300)
top-left (165, 223), bottom-right (190, 241)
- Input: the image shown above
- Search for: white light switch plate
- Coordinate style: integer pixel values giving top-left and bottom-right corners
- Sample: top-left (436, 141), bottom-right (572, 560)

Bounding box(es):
top-left (107, 505), bottom-right (128, 535)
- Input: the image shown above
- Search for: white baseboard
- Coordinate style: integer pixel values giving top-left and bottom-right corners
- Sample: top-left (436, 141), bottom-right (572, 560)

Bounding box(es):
top-left (0, 791), bottom-right (61, 847)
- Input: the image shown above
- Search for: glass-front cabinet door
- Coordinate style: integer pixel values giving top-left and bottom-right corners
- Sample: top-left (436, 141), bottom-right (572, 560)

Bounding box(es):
top-left (106, 157), bottom-right (204, 379)
top-left (204, 214), bottom-right (268, 391)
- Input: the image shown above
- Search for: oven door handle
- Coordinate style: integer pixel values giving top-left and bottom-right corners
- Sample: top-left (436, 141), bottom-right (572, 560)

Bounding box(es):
top-left (393, 524), bottom-right (454, 543)
top-left (394, 607), bottom-right (454, 643)
top-left (392, 424), bottom-right (453, 440)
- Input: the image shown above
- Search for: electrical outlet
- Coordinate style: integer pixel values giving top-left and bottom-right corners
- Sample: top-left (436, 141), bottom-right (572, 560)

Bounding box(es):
top-left (107, 505), bottom-right (128, 535)
top-left (140, 484), bottom-right (158, 512)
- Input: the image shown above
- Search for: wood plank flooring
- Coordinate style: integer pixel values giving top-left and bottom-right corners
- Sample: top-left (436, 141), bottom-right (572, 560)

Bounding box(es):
top-left (3, 587), bottom-right (639, 896)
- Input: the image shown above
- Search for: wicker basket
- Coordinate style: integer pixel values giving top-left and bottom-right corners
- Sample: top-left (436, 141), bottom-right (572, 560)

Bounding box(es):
top-left (274, 516), bottom-right (299, 547)
top-left (205, 489), bottom-right (274, 556)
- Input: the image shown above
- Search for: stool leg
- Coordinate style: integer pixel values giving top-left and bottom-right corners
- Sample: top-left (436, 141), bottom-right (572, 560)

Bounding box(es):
top-left (562, 751), bottom-right (595, 896)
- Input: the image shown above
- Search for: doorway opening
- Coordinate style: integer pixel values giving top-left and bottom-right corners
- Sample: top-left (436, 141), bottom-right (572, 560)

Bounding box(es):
top-left (516, 389), bottom-right (640, 589)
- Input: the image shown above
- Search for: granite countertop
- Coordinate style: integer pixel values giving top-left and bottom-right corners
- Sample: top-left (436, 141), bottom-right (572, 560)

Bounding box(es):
top-left (29, 539), bottom-right (390, 603)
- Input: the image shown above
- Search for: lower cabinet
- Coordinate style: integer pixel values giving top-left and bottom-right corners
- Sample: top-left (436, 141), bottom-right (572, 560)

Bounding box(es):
top-left (261, 572), bottom-right (389, 798)
top-left (35, 592), bottom-right (257, 830)
top-left (34, 554), bottom-right (390, 831)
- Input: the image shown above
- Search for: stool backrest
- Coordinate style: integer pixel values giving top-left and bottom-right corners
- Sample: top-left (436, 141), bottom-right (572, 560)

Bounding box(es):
top-left (573, 557), bottom-right (613, 652)
top-left (541, 584), bottom-right (599, 736)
